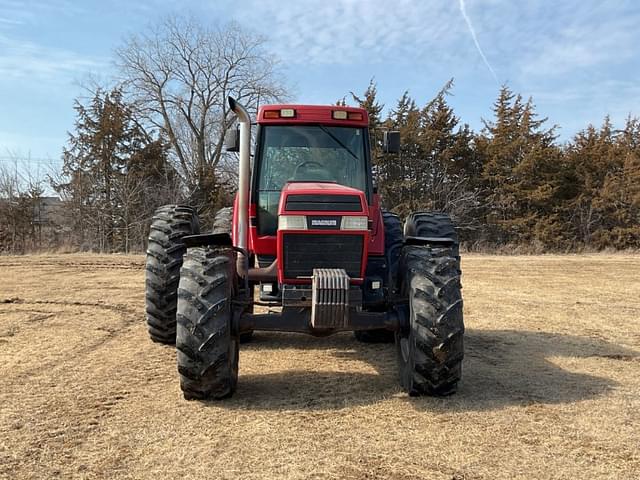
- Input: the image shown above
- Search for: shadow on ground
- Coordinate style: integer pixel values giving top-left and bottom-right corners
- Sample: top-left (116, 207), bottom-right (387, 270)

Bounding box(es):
top-left (217, 329), bottom-right (638, 411)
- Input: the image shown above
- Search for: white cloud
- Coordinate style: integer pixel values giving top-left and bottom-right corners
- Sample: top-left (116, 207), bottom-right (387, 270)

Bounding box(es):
top-left (460, 1), bottom-right (640, 80)
top-left (0, 1), bottom-right (105, 81)
top-left (214, 0), bottom-right (640, 137)
top-left (520, 17), bottom-right (636, 77)
top-left (0, 34), bottom-right (107, 80)
top-left (232, 0), bottom-right (467, 65)
top-left (531, 79), bottom-right (640, 134)
top-left (0, 0), bottom-right (86, 23)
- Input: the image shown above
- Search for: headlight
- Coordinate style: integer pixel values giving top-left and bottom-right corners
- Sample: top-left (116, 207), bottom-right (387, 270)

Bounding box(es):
top-left (278, 215), bottom-right (307, 230)
top-left (341, 216), bottom-right (368, 230)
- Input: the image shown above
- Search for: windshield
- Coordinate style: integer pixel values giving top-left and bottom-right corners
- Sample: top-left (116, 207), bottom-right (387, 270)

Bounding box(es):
top-left (258, 125), bottom-right (366, 190)
top-left (255, 125), bottom-right (367, 235)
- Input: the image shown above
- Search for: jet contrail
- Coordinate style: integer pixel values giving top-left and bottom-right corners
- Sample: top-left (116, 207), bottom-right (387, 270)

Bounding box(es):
top-left (458, 0), bottom-right (498, 83)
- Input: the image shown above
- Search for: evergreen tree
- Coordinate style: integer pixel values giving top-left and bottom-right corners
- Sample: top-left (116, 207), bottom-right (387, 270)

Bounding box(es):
top-left (351, 80), bottom-right (385, 189)
top-left (341, 81), bottom-right (640, 251)
top-left (415, 79), bottom-right (480, 233)
top-left (382, 91), bottom-right (421, 211)
top-left (566, 116), bottom-right (640, 249)
top-left (478, 86), bottom-right (561, 246)
top-left (351, 80), bottom-right (480, 235)
top-left (351, 79), bottom-right (384, 131)
top-left (56, 88), bottom-right (175, 252)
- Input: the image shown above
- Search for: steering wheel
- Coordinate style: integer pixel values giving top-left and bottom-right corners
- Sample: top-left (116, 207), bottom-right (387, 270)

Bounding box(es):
top-left (293, 160), bottom-right (331, 180)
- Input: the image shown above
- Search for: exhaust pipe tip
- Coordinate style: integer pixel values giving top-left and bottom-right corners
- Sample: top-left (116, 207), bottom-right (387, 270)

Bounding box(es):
top-left (228, 96), bottom-right (237, 112)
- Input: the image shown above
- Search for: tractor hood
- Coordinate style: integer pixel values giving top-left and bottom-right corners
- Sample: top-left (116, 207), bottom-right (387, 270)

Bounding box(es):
top-left (278, 182), bottom-right (368, 215)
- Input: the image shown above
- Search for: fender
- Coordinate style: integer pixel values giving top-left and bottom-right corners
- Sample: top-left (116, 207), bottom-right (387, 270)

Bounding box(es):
top-left (183, 233), bottom-right (233, 248)
top-left (404, 236), bottom-right (457, 247)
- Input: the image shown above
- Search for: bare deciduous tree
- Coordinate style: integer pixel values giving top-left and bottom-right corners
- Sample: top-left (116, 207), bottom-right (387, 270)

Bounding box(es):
top-left (116, 17), bottom-right (287, 210)
top-left (0, 159), bottom-right (46, 253)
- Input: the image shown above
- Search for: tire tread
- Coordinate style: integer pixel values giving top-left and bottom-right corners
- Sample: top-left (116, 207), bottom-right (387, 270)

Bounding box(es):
top-left (144, 204), bottom-right (199, 344)
top-left (176, 247), bottom-right (239, 400)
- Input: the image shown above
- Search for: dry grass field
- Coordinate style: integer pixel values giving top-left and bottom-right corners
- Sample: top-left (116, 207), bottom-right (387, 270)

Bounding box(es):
top-left (1, 254), bottom-right (639, 479)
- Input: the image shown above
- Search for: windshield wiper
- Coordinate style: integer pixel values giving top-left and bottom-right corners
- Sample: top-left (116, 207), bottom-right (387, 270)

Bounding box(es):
top-left (317, 125), bottom-right (359, 161)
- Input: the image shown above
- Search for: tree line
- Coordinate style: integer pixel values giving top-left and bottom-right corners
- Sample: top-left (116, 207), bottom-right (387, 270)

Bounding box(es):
top-left (356, 80), bottom-right (640, 251)
top-left (1, 17), bottom-right (638, 253)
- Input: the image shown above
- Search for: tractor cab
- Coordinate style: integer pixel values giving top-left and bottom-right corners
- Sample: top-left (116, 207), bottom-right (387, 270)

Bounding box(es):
top-left (245, 105), bottom-right (384, 293)
top-left (253, 117), bottom-right (370, 237)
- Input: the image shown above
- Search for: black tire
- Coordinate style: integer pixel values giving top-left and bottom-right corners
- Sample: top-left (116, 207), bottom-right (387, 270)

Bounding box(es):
top-left (176, 247), bottom-right (239, 400)
top-left (145, 205), bottom-right (199, 344)
top-left (404, 212), bottom-right (459, 258)
top-left (396, 245), bottom-right (464, 395)
top-left (354, 211), bottom-right (403, 344)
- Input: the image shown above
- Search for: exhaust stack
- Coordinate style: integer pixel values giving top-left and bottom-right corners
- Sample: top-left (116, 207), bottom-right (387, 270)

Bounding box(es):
top-left (228, 97), bottom-right (251, 276)
top-left (227, 96), bottom-right (279, 282)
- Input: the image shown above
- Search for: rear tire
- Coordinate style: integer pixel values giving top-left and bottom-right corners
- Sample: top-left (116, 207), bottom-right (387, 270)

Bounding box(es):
top-left (176, 247), bottom-right (239, 400)
top-left (396, 245), bottom-right (464, 395)
top-left (145, 205), bottom-right (199, 344)
top-left (354, 211), bottom-right (402, 344)
top-left (404, 212), bottom-right (459, 258)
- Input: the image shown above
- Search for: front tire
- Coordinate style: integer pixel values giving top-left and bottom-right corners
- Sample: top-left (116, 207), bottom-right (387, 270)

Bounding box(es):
top-left (145, 205), bottom-right (199, 344)
top-left (176, 247), bottom-right (239, 400)
top-left (396, 245), bottom-right (464, 395)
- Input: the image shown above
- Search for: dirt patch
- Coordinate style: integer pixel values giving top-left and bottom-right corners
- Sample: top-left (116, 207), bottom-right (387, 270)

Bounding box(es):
top-left (1, 253), bottom-right (639, 479)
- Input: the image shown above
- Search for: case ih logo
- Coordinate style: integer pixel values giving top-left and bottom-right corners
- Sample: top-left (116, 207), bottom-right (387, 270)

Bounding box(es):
top-left (311, 219), bottom-right (337, 227)
top-left (307, 216), bottom-right (341, 229)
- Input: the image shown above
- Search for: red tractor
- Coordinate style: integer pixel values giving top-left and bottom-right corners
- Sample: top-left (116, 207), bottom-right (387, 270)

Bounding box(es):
top-left (145, 97), bottom-right (464, 400)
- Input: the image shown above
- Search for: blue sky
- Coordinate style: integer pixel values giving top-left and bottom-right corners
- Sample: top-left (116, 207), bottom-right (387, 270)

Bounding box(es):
top-left (1, 0), bottom-right (639, 173)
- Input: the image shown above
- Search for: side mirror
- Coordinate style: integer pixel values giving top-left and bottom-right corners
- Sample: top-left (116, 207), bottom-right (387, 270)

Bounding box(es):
top-left (383, 131), bottom-right (400, 154)
top-left (224, 127), bottom-right (240, 152)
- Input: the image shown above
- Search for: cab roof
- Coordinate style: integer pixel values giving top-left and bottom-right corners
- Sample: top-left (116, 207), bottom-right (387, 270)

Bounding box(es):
top-left (257, 104), bottom-right (369, 127)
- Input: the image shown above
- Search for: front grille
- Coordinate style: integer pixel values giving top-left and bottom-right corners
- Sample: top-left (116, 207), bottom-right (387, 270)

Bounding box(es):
top-left (283, 233), bottom-right (363, 278)
top-left (285, 194), bottom-right (362, 212)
